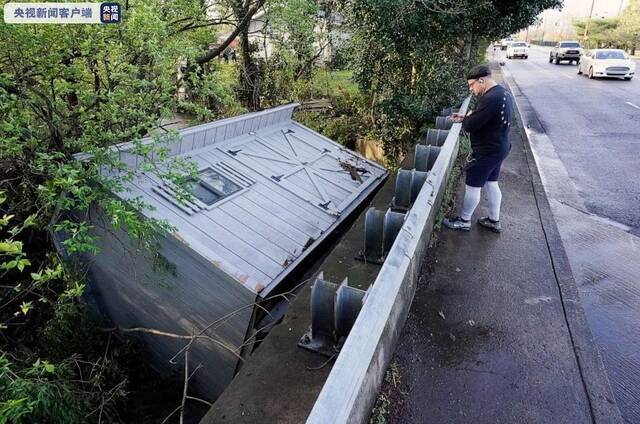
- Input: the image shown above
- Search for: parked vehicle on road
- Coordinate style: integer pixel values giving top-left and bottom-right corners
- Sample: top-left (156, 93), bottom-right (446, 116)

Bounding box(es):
top-left (577, 49), bottom-right (635, 80)
top-left (507, 42), bottom-right (529, 59)
top-left (549, 41), bottom-right (582, 64)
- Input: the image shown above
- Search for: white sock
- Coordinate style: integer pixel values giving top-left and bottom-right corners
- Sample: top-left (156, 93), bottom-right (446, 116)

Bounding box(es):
top-left (485, 181), bottom-right (502, 221)
top-left (460, 185), bottom-right (481, 221)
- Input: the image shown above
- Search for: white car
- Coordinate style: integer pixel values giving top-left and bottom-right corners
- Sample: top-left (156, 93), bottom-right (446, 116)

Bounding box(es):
top-left (506, 41), bottom-right (528, 59)
top-left (577, 49), bottom-right (635, 80)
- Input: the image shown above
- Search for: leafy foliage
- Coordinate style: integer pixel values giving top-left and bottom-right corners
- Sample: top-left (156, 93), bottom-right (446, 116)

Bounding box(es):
top-left (574, 18), bottom-right (621, 49)
top-left (0, 0), bottom-right (566, 421)
top-left (618, 0), bottom-right (640, 49)
top-left (0, 355), bottom-right (83, 424)
top-left (295, 70), bottom-right (368, 149)
top-left (574, 0), bottom-right (640, 52)
top-left (259, 0), bottom-right (340, 106)
top-left (0, 0), bottom-right (247, 421)
top-left (345, 0), bottom-right (561, 153)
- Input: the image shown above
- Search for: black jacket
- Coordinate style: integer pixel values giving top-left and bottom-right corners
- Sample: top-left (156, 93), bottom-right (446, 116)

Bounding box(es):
top-left (462, 85), bottom-right (513, 157)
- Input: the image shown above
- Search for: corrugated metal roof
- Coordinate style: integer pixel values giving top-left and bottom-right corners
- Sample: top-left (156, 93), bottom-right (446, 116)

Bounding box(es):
top-left (96, 103), bottom-right (387, 296)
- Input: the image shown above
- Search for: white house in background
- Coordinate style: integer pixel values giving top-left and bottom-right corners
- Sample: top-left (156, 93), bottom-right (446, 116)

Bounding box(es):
top-left (207, 1), bottom-right (346, 64)
top-left (243, 9), bottom-right (346, 64)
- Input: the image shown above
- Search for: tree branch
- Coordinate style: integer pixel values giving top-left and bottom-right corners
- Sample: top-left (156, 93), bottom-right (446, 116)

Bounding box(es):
top-left (295, 41), bottom-right (332, 81)
top-left (193, 0), bottom-right (267, 65)
top-left (101, 326), bottom-right (244, 361)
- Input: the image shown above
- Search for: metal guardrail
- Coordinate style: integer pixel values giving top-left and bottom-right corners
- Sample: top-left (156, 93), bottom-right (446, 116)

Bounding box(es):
top-left (306, 96), bottom-right (471, 424)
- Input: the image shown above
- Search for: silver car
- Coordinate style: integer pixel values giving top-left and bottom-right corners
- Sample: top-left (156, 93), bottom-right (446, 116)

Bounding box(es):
top-left (550, 41), bottom-right (582, 65)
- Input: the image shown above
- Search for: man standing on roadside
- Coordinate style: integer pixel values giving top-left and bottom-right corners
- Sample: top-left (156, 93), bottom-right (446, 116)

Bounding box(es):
top-left (443, 64), bottom-right (513, 233)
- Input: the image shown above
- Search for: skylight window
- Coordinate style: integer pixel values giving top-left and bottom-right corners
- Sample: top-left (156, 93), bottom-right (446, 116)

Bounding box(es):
top-left (188, 168), bottom-right (242, 206)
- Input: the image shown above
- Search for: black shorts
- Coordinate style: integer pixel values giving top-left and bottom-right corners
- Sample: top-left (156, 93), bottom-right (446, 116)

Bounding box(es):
top-left (465, 151), bottom-right (509, 187)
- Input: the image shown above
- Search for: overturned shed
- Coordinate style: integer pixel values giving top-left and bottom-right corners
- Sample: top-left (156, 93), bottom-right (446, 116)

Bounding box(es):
top-left (57, 104), bottom-right (387, 398)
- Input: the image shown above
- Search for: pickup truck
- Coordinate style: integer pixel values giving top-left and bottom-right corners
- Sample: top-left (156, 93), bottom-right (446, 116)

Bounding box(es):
top-left (507, 41), bottom-right (529, 59)
top-left (500, 38), bottom-right (514, 50)
top-left (549, 41), bottom-right (583, 64)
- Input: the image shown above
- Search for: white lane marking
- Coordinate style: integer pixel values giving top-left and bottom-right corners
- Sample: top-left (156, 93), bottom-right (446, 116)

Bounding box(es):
top-left (625, 101), bottom-right (640, 111)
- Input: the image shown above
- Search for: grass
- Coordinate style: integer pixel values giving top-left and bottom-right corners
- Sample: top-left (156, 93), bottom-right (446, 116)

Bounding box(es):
top-left (314, 69), bottom-right (359, 97)
top-left (370, 394), bottom-right (391, 424)
top-left (459, 132), bottom-right (471, 155)
top-left (369, 361), bottom-right (402, 424)
top-left (434, 133), bottom-right (471, 230)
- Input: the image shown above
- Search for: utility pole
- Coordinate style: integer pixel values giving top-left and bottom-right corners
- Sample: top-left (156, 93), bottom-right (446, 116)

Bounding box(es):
top-left (584, 0), bottom-right (596, 47)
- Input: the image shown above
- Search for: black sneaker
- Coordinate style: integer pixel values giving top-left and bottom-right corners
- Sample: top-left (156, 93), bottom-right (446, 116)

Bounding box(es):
top-left (478, 217), bottom-right (502, 233)
top-left (443, 216), bottom-right (471, 231)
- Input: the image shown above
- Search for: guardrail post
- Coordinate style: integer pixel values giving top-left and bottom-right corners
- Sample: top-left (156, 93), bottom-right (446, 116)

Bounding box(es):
top-left (392, 169), bottom-right (429, 210)
top-left (439, 107), bottom-right (459, 116)
top-left (414, 144), bottom-right (441, 172)
top-left (335, 280), bottom-right (367, 339)
top-left (298, 273), bottom-right (338, 356)
top-left (357, 208), bottom-right (407, 264)
top-left (424, 128), bottom-right (449, 146)
top-left (435, 116), bottom-right (453, 130)
top-left (299, 275), bottom-right (369, 356)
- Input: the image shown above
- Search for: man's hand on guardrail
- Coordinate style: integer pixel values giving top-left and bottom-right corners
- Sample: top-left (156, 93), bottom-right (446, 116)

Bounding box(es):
top-left (450, 112), bottom-right (465, 123)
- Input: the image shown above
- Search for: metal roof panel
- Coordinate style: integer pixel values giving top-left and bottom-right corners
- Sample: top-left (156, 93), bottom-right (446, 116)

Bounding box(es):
top-left (100, 104), bottom-right (387, 295)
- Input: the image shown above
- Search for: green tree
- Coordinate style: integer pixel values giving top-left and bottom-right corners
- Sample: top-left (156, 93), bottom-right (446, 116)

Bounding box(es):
top-left (222, 0), bottom-right (340, 108)
top-left (180, 0), bottom-right (268, 110)
top-left (345, 0), bottom-right (561, 157)
top-left (0, 0), bottom-right (246, 420)
top-left (259, 0), bottom-right (328, 105)
top-left (574, 18), bottom-right (620, 49)
top-left (618, 0), bottom-right (640, 54)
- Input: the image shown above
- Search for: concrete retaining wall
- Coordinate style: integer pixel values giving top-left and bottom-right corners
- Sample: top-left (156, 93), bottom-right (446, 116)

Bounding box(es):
top-left (306, 97), bottom-right (471, 423)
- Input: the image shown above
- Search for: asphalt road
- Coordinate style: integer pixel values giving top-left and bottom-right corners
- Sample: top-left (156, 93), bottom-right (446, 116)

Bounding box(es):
top-left (502, 45), bottom-right (640, 232)
top-left (503, 45), bottom-right (640, 423)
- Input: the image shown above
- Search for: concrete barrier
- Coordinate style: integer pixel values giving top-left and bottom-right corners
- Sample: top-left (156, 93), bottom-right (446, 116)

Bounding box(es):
top-left (306, 96), bottom-right (471, 424)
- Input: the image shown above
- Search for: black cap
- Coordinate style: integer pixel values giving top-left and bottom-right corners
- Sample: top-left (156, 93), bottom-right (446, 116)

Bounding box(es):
top-left (466, 65), bottom-right (491, 80)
